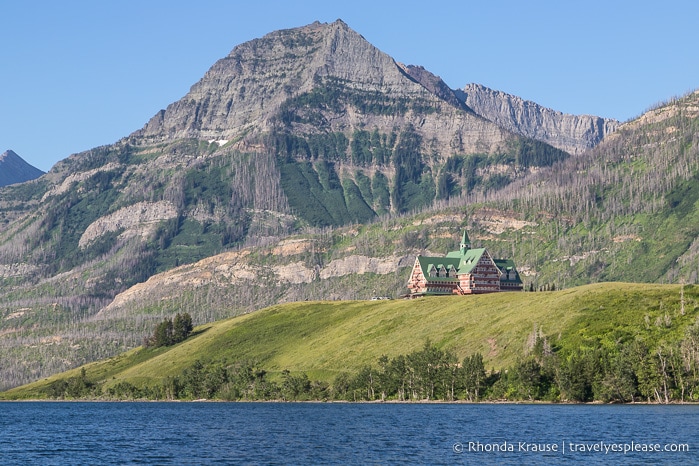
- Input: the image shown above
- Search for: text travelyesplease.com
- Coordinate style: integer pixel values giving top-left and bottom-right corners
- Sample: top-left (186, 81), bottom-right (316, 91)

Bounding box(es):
top-left (453, 440), bottom-right (690, 455)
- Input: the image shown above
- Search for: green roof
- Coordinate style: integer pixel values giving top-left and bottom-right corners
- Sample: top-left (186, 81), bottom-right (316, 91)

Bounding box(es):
top-left (493, 258), bottom-right (523, 284)
top-left (418, 247), bottom-right (487, 279)
top-left (461, 230), bottom-right (471, 249)
top-left (416, 255), bottom-right (461, 282)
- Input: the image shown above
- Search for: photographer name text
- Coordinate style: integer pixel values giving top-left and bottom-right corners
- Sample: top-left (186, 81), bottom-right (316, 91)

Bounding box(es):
top-left (453, 440), bottom-right (689, 455)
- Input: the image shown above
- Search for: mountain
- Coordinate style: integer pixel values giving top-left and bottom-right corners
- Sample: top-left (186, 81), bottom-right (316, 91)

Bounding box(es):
top-left (2, 19), bottom-right (695, 392)
top-left (127, 20), bottom-right (575, 225)
top-left (0, 19), bottom-right (581, 300)
top-left (0, 150), bottom-right (44, 187)
top-left (134, 20), bottom-right (501, 154)
top-left (458, 83), bottom-right (620, 155)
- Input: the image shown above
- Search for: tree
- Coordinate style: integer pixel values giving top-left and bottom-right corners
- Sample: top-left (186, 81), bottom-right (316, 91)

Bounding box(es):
top-left (352, 365), bottom-right (377, 401)
top-left (512, 357), bottom-right (543, 400)
top-left (376, 355), bottom-right (393, 401)
top-left (332, 372), bottom-right (352, 400)
top-left (148, 313), bottom-right (194, 348)
top-left (441, 350), bottom-right (460, 401)
top-left (153, 318), bottom-right (174, 347)
top-left (387, 355), bottom-right (408, 401)
top-left (556, 350), bottom-right (598, 402)
top-left (679, 319), bottom-right (699, 400)
top-left (407, 340), bottom-right (447, 400)
top-left (182, 360), bottom-right (206, 399)
top-left (281, 370), bottom-right (311, 401)
top-left (597, 346), bottom-right (638, 403)
top-left (461, 353), bottom-right (486, 401)
top-left (203, 364), bottom-right (228, 398)
top-left (173, 312), bottom-right (194, 343)
top-left (47, 367), bottom-right (99, 399)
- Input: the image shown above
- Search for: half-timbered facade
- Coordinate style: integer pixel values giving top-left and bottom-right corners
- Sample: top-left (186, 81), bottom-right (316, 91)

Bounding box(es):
top-left (407, 231), bottom-right (523, 297)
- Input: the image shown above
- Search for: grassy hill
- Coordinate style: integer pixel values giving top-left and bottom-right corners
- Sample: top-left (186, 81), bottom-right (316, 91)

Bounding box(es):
top-left (3, 282), bottom-right (698, 401)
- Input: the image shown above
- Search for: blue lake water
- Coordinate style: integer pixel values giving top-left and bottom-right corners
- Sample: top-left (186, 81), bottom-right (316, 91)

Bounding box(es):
top-left (0, 402), bottom-right (697, 465)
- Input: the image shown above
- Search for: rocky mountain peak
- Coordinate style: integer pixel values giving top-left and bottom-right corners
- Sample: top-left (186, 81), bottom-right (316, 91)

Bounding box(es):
top-left (130, 20), bottom-right (509, 157)
top-left (134, 20), bottom-right (408, 142)
top-left (0, 149), bottom-right (17, 162)
top-left (0, 149), bottom-right (45, 187)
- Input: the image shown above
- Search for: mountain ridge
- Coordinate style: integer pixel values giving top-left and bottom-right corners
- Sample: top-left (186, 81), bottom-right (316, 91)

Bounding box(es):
top-left (458, 83), bottom-right (619, 155)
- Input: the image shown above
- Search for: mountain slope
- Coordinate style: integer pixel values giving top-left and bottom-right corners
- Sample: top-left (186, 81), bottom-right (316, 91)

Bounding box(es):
top-left (129, 20), bottom-right (572, 223)
top-left (0, 19), bottom-right (572, 303)
top-left (73, 101), bottom-right (699, 329)
top-left (0, 150), bottom-right (44, 187)
top-left (487, 89), bottom-right (699, 286)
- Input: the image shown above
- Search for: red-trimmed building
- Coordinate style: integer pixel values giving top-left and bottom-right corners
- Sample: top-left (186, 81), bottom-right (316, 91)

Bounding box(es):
top-left (407, 231), bottom-right (523, 297)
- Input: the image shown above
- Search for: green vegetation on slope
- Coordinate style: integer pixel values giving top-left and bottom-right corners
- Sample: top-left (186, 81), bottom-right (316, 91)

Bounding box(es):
top-left (3, 282), bottom-right (698, 402)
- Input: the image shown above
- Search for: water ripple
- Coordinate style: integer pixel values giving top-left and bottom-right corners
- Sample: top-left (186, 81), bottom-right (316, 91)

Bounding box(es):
top-left (0, 402), bottom-right (696, 465)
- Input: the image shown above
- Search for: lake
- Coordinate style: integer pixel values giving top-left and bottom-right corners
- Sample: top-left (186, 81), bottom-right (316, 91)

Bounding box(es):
top-left (0, 402), bottom-right (697, 464)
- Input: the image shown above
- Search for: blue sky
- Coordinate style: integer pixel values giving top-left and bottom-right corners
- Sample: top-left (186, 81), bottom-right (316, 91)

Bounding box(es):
top-left (2, 0), bottom-right (698, 172)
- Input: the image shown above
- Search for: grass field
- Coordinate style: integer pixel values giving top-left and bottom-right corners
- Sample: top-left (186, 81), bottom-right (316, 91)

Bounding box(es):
top-left (3, 282), bottom-right (697, 399)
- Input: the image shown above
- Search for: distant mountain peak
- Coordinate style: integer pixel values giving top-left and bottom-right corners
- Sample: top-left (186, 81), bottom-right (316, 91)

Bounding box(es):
top-left (0, 149), bottom-right (45, 187)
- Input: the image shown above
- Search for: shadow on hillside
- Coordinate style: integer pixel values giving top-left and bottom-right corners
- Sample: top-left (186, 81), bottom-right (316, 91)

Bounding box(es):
top-left (189, 328), bottom-right (209, 339)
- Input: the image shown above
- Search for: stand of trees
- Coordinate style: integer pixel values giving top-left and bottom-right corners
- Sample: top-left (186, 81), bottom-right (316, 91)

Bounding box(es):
top-left (144, 313), bottom-right (194, 348)
top-left (42, 317), bottom-right (699, 403)
top-left (339, 319), bottom-right (699, 403)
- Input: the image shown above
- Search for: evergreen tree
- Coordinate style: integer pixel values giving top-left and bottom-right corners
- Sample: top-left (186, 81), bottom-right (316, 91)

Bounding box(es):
top-left (173, 312), bottom-right (194, 343)
top-left (148, 313), bottom-right (193, 348)
top-left (154, 318), bottom-right (174, 347)
top-left (461, 353), bottom-right (486, 401)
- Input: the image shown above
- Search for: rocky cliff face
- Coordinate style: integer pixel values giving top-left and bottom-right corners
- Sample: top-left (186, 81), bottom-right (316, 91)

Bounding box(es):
top-left (458, 84), bottom-right (619, 154)
top-left (97, 247), bottom-right (414, 319)
top-left (0, 150), bottom-right (44, 187)
top-left (133, 20), bottom-right (512, 157)
top-left (399, 64), bottom-right (473, 113)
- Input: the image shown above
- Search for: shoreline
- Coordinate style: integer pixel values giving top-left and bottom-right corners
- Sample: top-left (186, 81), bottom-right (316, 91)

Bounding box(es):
top-left (2, 397), bottom-right (697, 405)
